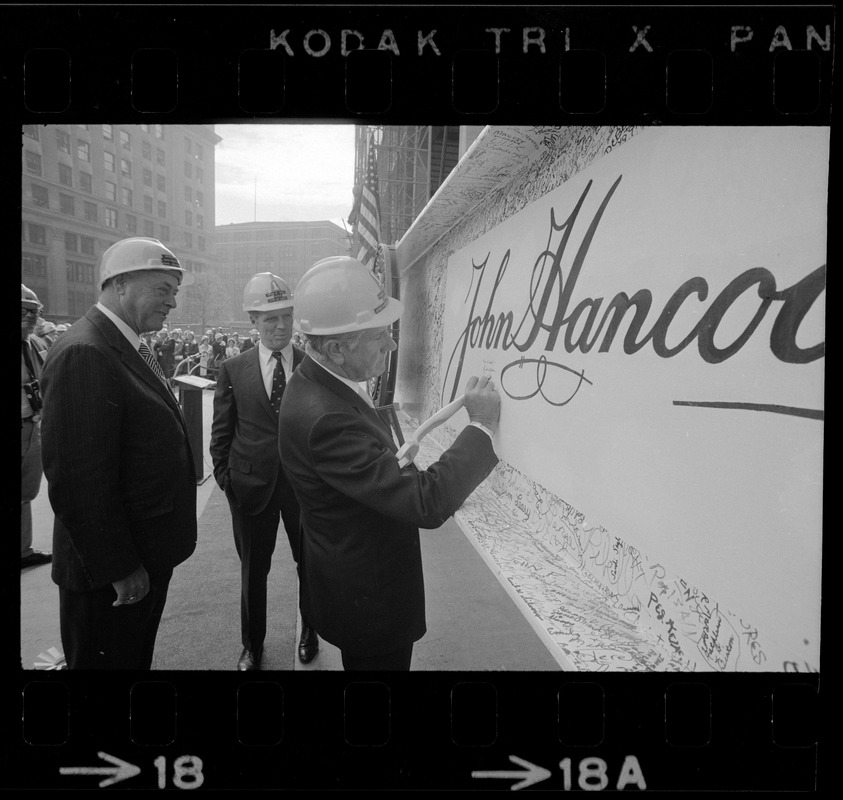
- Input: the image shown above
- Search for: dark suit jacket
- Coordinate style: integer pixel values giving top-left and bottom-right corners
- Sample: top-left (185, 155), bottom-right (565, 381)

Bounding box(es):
top-left (210, 344), bottom-right (304, 515)
top-left (41, 306), bottom-right (197, 592)
top-left (278, 355), bottom-right (499, 656)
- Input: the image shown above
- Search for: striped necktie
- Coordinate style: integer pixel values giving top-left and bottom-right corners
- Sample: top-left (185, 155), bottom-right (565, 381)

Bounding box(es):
top-left (269, 351), bottom-right (287, 415)
top-left (357, 384), bottom-right (375, 408)
top-left (138, 341), bottom-right (170, 388)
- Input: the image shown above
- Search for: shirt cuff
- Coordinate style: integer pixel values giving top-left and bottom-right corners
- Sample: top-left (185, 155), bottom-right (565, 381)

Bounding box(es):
top-left (469, 421), bottom-right (496, 440)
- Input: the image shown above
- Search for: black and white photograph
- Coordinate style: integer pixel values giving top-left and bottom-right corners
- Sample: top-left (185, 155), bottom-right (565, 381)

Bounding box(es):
top-left (11, 2), bottom-right (831, 793)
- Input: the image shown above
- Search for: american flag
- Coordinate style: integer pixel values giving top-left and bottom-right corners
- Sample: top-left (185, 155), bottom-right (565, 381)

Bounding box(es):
top-left (356, 134), bottom-right (381, 268)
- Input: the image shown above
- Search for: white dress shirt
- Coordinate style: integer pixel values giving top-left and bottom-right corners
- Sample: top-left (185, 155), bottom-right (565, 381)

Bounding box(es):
top-left (95, 302), bottom-right (140, 349)
top-left (258, 341), bottom-right (293, 399)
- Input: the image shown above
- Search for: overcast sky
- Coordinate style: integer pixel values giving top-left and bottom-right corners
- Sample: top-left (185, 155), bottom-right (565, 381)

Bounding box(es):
top-left (214, 123), bottom-right (357, 230)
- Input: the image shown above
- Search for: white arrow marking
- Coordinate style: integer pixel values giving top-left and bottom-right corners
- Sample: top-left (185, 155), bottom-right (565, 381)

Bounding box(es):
top-left (60, 751), bottom-right (141, 787)
top-left (472, 754), bottom-right (552, 790)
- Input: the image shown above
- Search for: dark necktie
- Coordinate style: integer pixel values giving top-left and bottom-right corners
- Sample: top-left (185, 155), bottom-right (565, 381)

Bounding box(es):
top-left (269, 351), bottom-right (287, 415)
top-left (138, 340), bottom-right (170, 388)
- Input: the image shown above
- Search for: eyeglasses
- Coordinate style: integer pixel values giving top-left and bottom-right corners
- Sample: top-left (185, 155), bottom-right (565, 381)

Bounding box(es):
top-left (21, 308), bottom-right (41, 318)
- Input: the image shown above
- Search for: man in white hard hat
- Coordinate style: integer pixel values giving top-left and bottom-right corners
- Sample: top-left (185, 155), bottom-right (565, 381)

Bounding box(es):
top-left (21, 284), bottom-right (52, 570)
top-left (40, 237), bottom-right (198, 670)
top-left (278, 257), bottom-right (501, 671)
top-left (210, 273), bottom-right (317, 670)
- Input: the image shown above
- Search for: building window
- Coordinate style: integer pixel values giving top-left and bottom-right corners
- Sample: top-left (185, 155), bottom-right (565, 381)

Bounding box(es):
top-left (126, 214), bottom-right (137, 234)
top-left (120, 158), bottom-right (132, 178)
top-left (159, 224), bottom-right (169, 241)
top-left (144, 195), bottom-right (153, 214)
top-left (120, 130), bottom-right (130, 150)
top-left (143, 167), bottom-right (153, 187)
top-left (198, 235), bottom-right (205, 252)
top-left (79, 172), bottom-right (92, 193)
top-left (196, 143), bottom-right (203, 160)
top-left (143, 218), bottom-right (154, 236)
top-left (104, 208), bottom-right (118, 228)
top-left (185, 209), bottom-right (192, 226)
top-left (22, 253), bottom-right (48, 277)
top-left (23, 124), bottom-right (39, 140)
top-left (67, 260), bottom-right (96, 284)
top-left (184, 137), bottom-right (192, 154)
top-left (156, 148), bottom-right (165, 166)
top-left (156, 174), bottom-right (166, 192)
top-left (183, 232), bottom-right (193, 248)
top-left (157, 200), bottom-right (166, 218)
top-left (196, 215), bottom-right (203, 230)
top-left (142, 140), bottom-right (152, 160)
top-left (65, 232), bottom-right (78, 251)
top-left (195, 167), bottom-right (203, 183)
top-left (31, 184), bottom-right (49, 207)
top-left (184, 186), bottom-right (192, 203)
top-left (56, 129), bottom-right (71, 154)
top-left (80, 235), bottom-right (95, 255)
top-left (25, 151), bottom-right (42, 175)
top-left (121, 187), bottom-right (133, 206)
top-left (59, 163), bottom-right (73, 187)
top-left (185, 161), bottom-right (193, 179)
top-left (60, 193), bottom-right (75, 215)
top-left (105, 181), bottom-right (116, 202)
top-left (102, 124), bottom-right (113, 140)
top-left (83, 201), bottom-right (97, 222)
top-left (104, 151), bottom-right (115, 172)
top-left (77, 141), bottom-right (90, 162)
top-left (196, 190), bottom-right (204, 207)
top-left (28, 223), bottom-right (47, 245)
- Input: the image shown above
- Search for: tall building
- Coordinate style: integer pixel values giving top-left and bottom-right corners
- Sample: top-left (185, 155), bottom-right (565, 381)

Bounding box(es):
top-left (352, 125), bottom-right (484, 248)
top-left (215, 220), bottom-right (352, 325)
top-left (21, 123), bottom-right (222, 321)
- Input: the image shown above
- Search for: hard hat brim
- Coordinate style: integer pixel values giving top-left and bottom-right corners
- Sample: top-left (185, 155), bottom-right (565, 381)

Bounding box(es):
top-left (295, 295), bottom-right (403, 336)
top-left (97, 265), bottom-right (195, 292)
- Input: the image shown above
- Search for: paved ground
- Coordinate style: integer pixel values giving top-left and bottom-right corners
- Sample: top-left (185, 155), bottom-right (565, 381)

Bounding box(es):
top-left (21, 388), bottom-right (562, 672)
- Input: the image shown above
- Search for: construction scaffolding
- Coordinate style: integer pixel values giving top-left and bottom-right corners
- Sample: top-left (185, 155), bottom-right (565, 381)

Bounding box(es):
top-left (353, 125), bottom-right (461, 247)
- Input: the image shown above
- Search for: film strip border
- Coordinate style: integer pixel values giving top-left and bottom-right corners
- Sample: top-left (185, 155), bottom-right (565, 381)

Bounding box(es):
top-left (15, 673), bottom-right (818, 791)
top-left (7, 5), bottom-right (835, 122)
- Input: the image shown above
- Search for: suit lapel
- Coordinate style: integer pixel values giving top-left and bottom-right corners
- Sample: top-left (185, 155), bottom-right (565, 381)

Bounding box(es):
top-left (88, 307), bottom-right (183, 416)
top-left (299, 356), bottom-right (396, 448)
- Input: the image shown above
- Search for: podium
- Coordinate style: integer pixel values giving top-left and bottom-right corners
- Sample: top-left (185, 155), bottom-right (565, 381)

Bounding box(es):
top-left (173, 374), bottom-right (216, 483)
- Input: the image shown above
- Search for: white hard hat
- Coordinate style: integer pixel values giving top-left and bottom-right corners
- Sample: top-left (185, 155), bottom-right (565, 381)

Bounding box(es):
top-left (242, 272), bottom-right (294, 313)
top-left (243, 272), bottom-right (293, 311)
top-left (294, 256), bottom-right (403, 335)
top-left (98, 237), bottom-right (195, 292)
top-left (40, 320), bottom-right (56, 334)
top-left (21, 283), bottom-right (42, 310)
top-left (55, 324), bottom-right (68, 333)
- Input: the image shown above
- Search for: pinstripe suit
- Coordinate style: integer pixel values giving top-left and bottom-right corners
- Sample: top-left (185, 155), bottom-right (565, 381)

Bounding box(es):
top-left (41, 306), bottom-right (197, 669)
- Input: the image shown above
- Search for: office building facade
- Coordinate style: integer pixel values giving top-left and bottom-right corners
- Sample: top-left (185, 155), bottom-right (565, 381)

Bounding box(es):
top-left (215, 220), bottom-right (352, 325)
top-left (21, 123), bottom-right (221, 321)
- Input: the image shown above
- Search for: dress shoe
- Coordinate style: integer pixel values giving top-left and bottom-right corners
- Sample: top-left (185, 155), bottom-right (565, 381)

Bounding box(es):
top-left (298, 625), bottom-right (319, 664)
top-left (237, 647), bottom-right (262, 671)
top-left (21, 550), bottom-right (52, 569)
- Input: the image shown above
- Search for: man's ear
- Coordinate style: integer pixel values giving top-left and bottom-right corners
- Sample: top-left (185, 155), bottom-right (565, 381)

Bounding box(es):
top-left (324, 338), bottom-right (345, 366)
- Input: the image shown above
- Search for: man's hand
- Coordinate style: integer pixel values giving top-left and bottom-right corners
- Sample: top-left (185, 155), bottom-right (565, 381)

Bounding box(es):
top-left (464, 375), bottom-right (501, 434)
top-left (112, 565), bottom-right (150, 607)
